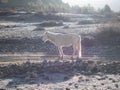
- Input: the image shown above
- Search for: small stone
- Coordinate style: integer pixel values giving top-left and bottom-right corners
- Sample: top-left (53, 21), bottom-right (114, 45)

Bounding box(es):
top-left (78, 76), bottom-right (83, 80)
top-left (41, 82), bottom-right (44, 84)
top-left (112, 80), bottom-right (116, 83)
top-left (78, 80), bottom-right (81, 83)
top-left (97, 77), bottom-right (106, 80)
top-left (15, 85), bottom-right (17, 88)
top-left (68, 83), bottom-right (72, 86)
top-left (101, 83), bottom-right (104, 85)
top-left (16, 88), bottom-right (23, 90)
top-left (0, 89), bottom-right (6, 90)
top-left (64, 76), bottom-right (69, 80)
top-left (59, 88), bottom-right (64, 90)
top-left (75, 73), bottom-right (80, 76)
top-left (115, 84), bottom-right (119, 88)
top-left (109, 78), bottom-right (113, 80)
top-left (54, 88), bottom-right (63, 90)
top-left (85, 78), bottom-right (89, 81)
top-left (66, 88), bottom-right (70, 90)
top-left (74, 83), bottom-right (78, 89)
top-left (37, 84), bottom-right (40, 86)
top-left (109, 78), bottom-right (116, 83)
top-left (107, 86), bottom-right (112, 89)
top-left (96, 72), bottom-right (104, 76)
top-left (93, 85), bottom-right (96, 87)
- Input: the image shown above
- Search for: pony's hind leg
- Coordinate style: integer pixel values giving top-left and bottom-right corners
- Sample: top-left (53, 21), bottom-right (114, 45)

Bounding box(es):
top-left (76, 42), bottom-right (82, 60)
top-left (72, 45), bottom-right (77, 59)
top-left (58, 47), bottom-right (64, 59)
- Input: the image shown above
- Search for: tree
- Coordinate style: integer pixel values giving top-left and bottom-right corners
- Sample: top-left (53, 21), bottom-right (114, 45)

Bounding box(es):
top-left (0, 0), bottom-right (71, 13)
top-left (104, 4), bottom-right (112, 13)
top-left (102, 4), bottom-right (113, 17)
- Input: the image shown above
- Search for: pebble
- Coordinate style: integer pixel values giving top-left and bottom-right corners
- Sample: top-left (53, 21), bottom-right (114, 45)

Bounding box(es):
top-left (79, 76), bottom-right (83, 79)
top-left (78, 80), bottom-right (81, 83)
top-left (37, 84), bottom-right (40, 86)
top-left (16, 89), bottom-right (22, 90)
top-left (54, 88), bottom-right (63, 90)
top-left (74, 83), bottom-right (79, 89)
top-left (0, 89), bottom-right (6, 90)
top-left (109, 78), bottom-right (116, 83)
top-left (112, 79), bottom-right (116, 83)
top-left (109, 78), bottom-right (113, 81)
top-left (93, 85), bottom-right (96, 87)
top-left (64, 76), bottom-right (69, 80)
top-left (101, 83), bottom-right (104, 85)
top-left (97, 76), bottom-right (106, 80)
top-left (85, 78), bottom-right (90, 81)
top-left (66, 88), bottom-right (70, 90)
top-left (41, 82), bottom-right (44, 84)
top-left (107, 86), bottom-right (112, 89)
top-left (115, 84), bottom-right (119, 88)
top-left (68, 83), bottom-right (73, 86)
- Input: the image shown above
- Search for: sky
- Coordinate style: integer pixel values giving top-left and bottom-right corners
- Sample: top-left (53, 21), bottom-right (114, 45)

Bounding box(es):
top-left (62, 0), bottom-right (120, 12)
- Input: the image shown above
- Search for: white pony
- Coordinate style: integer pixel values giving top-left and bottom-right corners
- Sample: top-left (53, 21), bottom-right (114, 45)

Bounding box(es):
top-left (42, 31), bottom-right (82, 59)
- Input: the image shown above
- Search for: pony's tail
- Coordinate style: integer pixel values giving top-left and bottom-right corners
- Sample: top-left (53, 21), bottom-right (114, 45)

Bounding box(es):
top-left (78, 35), bottom-right (82, 58)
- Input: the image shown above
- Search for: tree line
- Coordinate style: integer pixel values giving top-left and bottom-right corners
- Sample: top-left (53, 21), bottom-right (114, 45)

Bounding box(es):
top-left (0, 0), bottom-right (114, 15)
top-left (0, 0), bottom-right (70, 12)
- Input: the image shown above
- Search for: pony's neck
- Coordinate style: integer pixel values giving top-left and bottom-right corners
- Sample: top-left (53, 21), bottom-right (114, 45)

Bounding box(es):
top-left (47, 32), bottom-right (56, 43)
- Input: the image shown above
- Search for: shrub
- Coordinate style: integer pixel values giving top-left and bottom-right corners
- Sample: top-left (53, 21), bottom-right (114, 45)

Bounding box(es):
top-left (33, 26), bottom-right (45, 31)
top-left (40, 20), bottom-right (63, 27)
top-left (82, 36), bottom-right (95, 47)
top-left (78, 20), bottom-right (96, 25)
top-left (0, 10), bottom-right (15, 16)
top-left (95, 23), bottom-right (120, 45)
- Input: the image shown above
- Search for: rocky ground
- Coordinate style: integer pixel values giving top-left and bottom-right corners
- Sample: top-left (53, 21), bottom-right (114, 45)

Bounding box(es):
top-left (0, 59), bottom-right (120, 90)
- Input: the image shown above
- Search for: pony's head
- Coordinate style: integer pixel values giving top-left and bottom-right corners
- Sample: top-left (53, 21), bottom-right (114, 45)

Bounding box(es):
top-left (41, 31), bottom-right (49, 42)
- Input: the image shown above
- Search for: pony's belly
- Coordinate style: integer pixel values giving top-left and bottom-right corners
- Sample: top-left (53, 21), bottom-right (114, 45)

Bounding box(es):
top-left (59, 43), bottom-right (73, 47)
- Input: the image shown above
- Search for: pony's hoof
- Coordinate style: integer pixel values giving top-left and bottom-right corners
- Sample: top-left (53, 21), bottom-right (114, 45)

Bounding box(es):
top-left (70, 57), bottom-right (74, 60)
top-left (76, 57), bottom-right (82, 61)
top-left (58, 56), bottom-right (63, 60)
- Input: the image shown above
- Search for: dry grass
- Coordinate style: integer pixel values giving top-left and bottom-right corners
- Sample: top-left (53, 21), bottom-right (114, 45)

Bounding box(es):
top-left (95, 23), bottom-right (120, 45)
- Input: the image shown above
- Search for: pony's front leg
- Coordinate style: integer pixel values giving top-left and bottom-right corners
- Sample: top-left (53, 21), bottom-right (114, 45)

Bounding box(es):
top-left (71, 45), bottom-right (77, 60)
top-left (58, 47), bottom-right (64, 59)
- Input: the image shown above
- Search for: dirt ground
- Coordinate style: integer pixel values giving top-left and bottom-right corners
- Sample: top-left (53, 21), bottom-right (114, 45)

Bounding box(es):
top-left (0, 58), bottom-right (120, 90)
top-left (0, 12), bottom-right (120, 90)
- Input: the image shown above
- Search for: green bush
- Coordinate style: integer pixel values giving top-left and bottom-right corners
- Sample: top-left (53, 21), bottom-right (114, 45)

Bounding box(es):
top-left (96, 23), bottom-right (120, 45)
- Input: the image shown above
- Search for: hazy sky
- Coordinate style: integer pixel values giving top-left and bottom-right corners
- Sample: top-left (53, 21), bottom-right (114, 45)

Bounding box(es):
top-left (62, 0), bottom-right (120, 12)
